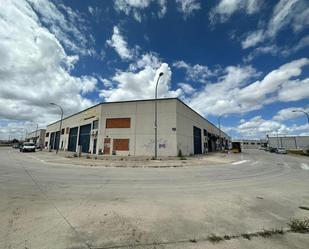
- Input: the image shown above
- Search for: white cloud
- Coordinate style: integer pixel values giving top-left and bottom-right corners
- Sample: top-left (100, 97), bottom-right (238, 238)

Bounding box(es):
top-left (273, 107), bottom-right (309, 121)
top-left (106, 26), bottom-right (137, 60)
top-left (114, 0), bottom-right (167, 21)
top-left (236, 115), bottom-right (309, 138)
top-left (186, 58), bottom-right (309, 116)
top-left (178, 83), bottom-right (195, 94)
top-left (27, 0), bottom-right (95, 56)
top-left (176, 0), bottom-right (201, 18)
top-left (0, 0), bottom-right (98, 138)
top-left (241, 0), bottom-right (309, 51)
top-left (173, 60), bottom-right (214, 83)
top-left (241, 30), bottom-right (265, 49)
top-left (210, 0), bottom-right (262, 24)
top-left (278, 78), bottom-right (309, 102)
top-left (100, 53), bottom-right (182, 102)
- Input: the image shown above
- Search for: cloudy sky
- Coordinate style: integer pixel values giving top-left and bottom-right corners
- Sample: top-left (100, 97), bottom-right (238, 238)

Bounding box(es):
top-left (0, 0), bottom-right (308, 140)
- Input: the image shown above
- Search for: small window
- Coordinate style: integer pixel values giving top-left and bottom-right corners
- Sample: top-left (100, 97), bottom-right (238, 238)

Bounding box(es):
top-left (93, 120), bottom-right (99, 129)
top-left (251, 143), bottom-right (255, 145)
top-left (66, 127), bottom-right (70, 134)
top-left (61, 128), bottom-right (65, 135)
top-left (257, 143), bottom-right (261, 145)
top-left (45, 132), bottom-right (49, 137)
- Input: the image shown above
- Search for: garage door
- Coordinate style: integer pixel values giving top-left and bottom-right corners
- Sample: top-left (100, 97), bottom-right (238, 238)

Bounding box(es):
top-left (68, 127), bottom-right (78, 152)
top-left (78, 124), bottom-right (91, 153)
top-left (193, 126), bottom-right (202, 154)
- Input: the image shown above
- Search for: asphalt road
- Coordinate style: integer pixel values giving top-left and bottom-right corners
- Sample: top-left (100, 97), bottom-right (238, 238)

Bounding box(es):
top-left (1, 147), bottom-right (309, 249)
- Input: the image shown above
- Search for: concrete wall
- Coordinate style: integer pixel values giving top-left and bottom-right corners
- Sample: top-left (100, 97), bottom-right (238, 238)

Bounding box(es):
top-left (26, 129), bottom-right (46, 147)
top-left (45, 99), bottom-right (229, 156)
top-left (233, 140), bottom-right (261, 149)
top-left (45, 99), bottom-right (177, 156)
top-left (45, 104), bottom-right (102, 152)
top-left (176, 101), bottom-right (230, 156)
top-left (268, 136), bottom-right (309, 149)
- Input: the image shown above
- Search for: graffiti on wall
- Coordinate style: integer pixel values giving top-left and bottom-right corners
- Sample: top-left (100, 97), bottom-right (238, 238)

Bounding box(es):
top-left (143, 138), bottom-right (168, 152)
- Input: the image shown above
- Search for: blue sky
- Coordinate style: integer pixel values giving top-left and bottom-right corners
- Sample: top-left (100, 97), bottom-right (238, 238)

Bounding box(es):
top-left (0, 0), bottom-right (308, 139)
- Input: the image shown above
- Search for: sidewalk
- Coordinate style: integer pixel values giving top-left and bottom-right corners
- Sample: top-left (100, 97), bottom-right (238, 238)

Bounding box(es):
top-left (32, 150), bottom-right (238, 168)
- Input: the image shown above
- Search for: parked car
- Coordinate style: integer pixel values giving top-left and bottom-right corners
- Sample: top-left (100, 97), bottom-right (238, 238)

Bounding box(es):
top-left (276, 147), bottom-right (287, 154)
top-left (20, 142), bottom-right (36, 152)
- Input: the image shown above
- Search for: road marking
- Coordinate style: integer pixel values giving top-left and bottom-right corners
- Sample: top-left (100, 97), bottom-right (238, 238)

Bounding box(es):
top-left (300, 163), bottom-right (309, 170)
top-left (29, 155), bottom-right (46, 163)
top-left (250, 161), bottom-right (259, 166)
top-left (232, 160), bottom-right (250, 165)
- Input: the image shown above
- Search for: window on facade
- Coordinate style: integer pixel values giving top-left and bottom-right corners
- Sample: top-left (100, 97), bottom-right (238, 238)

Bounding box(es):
top-left (66, 127), bottom-right (70, 134)
top-left (92, 120), bottom-right (99, 129)
top-left (251, 143), bottom-right (255, 145)
top-left (106, 118), bottom-right (130, 128)
top-left (61, 128), bottom-right (65, 134)
top-left (45, 132), bottom-right (49, 137)
top-left (113, 139), bottom-right (129, 151)
top-left (203, 129), bottom-right (207, 136)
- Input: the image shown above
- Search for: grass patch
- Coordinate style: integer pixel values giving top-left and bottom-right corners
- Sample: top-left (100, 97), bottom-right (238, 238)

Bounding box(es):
top-left (288, 218), bottom-right (309, 233)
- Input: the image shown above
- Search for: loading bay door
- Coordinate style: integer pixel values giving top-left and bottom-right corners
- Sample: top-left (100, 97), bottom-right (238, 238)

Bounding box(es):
top-left (68, 127), bottom-right (78, 152)
top-left (79, 124), bottom-right (91, 153)
top-left (193, 126), bottom-right (202, 154)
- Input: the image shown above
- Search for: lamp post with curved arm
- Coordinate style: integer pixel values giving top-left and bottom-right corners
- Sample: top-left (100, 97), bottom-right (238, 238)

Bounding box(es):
top-left (292, 110), bottom-right (309, 125)
top-left (154, 72), bottom-right (164, 159)
top-left (50, 103), bottom-right (64, 154)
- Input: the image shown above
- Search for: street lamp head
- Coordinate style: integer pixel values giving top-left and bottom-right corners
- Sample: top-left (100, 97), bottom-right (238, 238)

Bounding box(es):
top-left (159, 72), bottom-right (164, 77)
top-left (292, 110), bottom-right (297, 112)
top-left (50, 102), bottom-right (55, 105)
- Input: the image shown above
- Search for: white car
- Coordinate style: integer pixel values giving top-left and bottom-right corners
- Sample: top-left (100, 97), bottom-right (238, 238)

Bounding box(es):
top-left (20, 142), bottom-right (36, 152)
top-left (276, 147), bottom-right (287, 154)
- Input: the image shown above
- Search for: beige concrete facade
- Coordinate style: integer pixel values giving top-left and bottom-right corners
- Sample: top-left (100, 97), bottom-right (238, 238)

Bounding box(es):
top-left (45, 98), bottom-right (230, 156)
top-left (268, 135), bottom-right (309, 150)
top-left (233, 139), bottom-right (262, 149)
top-left (26, 129), bottom-right (46, 147)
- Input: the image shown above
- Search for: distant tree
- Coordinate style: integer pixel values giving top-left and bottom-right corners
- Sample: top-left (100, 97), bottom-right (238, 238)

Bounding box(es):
top-left (12, 138), bottom-right (19, 143)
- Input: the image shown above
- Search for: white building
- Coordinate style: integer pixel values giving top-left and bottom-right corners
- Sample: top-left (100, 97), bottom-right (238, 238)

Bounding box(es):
top-left (26, 129), bottom-right (46, 147)
top-left (232, 139), bottom-right (262, 149)
top-left (268, 135), bottom-right (309, 150)
top-left (45, 98), bottom-right (230, 156)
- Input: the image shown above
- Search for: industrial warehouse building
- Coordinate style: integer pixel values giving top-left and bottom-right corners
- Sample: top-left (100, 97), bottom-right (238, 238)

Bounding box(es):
top-left (26, 129), bottom-right (46, 147)
top-left (268, 135), bottom-right (309, 150)
top-left (232, 139), bottom-right (267, 149)
top-left (45, 98), bottom-right (230, 156)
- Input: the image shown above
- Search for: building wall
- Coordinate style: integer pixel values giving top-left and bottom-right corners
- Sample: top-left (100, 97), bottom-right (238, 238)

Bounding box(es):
top-left (176, 101), bottom-right (230, 156)
top-left (45, 99), bottom-right (229, 156)
top-left (233, 140), bottom-right (261, 149)
top-left (268, 136), bottom-right (309, 149)
top-left (45, 99), bottom-right (178, 156)
top-left (26, 129), bottom-right (46, 147)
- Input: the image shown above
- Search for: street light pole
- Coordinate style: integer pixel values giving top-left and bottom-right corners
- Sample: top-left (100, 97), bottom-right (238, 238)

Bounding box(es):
top-left (218, 115), bottom-right (222, 151)
top-left (154, 72), bottom-right (164, 159)
top-left (50, 103), bottom-right (64, 154)
top-left (292, 110), bottom-right (309, 125)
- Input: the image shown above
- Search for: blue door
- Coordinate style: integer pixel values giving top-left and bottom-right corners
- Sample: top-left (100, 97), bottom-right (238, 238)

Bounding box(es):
top-left (68, 127), bottom-right (78, 152)
top-left (193, 126), bottom-right (202, 154)
top-left (78, 124), bottom-right (91, 153)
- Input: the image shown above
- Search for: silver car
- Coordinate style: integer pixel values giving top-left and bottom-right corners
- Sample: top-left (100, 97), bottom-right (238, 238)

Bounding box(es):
top-left (276, 147), bottom-right (287, 154)
top-left (20, 142), bottom-right (36, 152)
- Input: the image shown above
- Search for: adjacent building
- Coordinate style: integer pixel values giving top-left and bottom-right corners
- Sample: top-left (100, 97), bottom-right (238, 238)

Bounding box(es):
top-left (232, 139), bottom-right (262, 149)
top-left (26, 129), bottom-right (46, 147)
top-left (45, 98), bottom-right (230, 156)
top-left (267, 135), bottom-right (309, 150)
